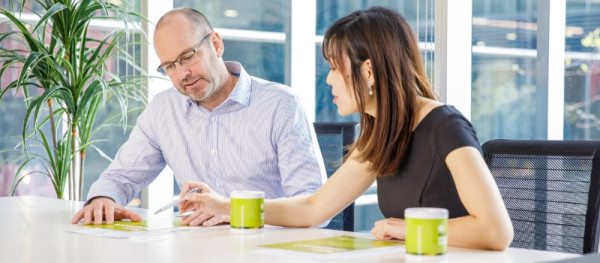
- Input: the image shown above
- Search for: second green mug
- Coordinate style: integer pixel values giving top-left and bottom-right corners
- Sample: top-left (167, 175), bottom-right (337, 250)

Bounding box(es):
top-left (405, 207), bottom-right (448, 260)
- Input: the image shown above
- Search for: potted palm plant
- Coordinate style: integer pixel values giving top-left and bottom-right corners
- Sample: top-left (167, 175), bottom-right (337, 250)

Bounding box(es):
top-left (0, 0), bottom-right (148, 200)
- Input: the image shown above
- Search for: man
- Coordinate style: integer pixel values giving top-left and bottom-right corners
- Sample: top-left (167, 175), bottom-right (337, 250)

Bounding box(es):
top-left (71, 8), bottom-right (325, 226)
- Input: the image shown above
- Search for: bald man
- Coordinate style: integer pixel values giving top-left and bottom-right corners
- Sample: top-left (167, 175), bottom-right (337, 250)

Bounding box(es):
top-left (72, 8), bottom-right (324, 226)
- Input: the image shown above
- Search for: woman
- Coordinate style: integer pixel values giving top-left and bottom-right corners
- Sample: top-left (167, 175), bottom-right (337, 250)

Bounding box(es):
top-left (178, 6), bottom-right (513, 250)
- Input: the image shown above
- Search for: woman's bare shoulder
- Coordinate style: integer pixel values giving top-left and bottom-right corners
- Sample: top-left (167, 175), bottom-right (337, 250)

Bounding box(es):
top-left (412, 97), bottom-right (444, 131)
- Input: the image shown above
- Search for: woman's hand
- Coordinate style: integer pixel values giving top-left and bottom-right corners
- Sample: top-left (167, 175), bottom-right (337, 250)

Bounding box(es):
top-left (371, 218), bottom-right (406, 240)
top-left (178, 182), bottom-right (230, 226)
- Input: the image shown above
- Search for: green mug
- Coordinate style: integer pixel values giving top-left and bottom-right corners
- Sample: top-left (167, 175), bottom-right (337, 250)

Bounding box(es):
top-left (405, 207), bottom-right (448, 260)
top-left (230, 191), bottom-right (264, 233)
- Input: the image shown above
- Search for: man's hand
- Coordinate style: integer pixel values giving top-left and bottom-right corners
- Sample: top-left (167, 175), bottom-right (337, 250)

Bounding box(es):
top-left (71, 197), bottom-right (142, 225)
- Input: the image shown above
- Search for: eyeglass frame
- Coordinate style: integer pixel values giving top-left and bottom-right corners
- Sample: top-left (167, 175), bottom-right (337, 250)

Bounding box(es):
top-left (156, 32), bottom-right (212, 76)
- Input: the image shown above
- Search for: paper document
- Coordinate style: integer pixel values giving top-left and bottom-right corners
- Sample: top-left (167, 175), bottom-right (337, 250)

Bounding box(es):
top-left (255, 235), bottom-right (404, 260)
top-left (68, 218), bottom-right (199, 238)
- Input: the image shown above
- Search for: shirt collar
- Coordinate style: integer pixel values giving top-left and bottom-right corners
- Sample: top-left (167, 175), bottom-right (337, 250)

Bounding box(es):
top-left (224, 61), bottom-right (251, 107)
top-left (185, 61), bottom-right (251, 109)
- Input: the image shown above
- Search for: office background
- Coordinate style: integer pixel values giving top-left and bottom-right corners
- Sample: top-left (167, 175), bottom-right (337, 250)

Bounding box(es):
top-left (1, 0), bottom-right (599, 231)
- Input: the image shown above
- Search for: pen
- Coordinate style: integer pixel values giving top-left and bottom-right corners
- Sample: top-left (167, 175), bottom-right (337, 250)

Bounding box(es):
top-left (153, 187), bottom-right (202, 215)
top-left (176, 211), bottom-right (194, 217)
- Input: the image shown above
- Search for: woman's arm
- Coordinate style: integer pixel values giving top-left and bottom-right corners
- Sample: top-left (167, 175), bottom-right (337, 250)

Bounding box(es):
top-left (371, 146), bottom-right (513, 250)
top-left (265, 153), bottom-right (376, 227)
top-left (179, 151), bottom-right (376, 227)
top-left (445, 146), bottom-right (514, 250)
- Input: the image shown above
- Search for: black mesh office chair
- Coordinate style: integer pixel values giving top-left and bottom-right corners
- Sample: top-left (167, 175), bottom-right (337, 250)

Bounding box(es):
top-left (482, 139), bottom-right (600, 254)
top-left (313, 122), bottom-right (358, 231)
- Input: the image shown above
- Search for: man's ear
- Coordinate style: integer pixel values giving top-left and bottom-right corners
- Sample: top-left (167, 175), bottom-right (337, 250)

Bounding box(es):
top-left (211, 32), bottom-right (225, 58)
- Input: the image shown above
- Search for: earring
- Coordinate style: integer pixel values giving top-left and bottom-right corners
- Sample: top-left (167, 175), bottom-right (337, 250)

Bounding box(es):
top-left (368, 80), bottom-right (373, 95)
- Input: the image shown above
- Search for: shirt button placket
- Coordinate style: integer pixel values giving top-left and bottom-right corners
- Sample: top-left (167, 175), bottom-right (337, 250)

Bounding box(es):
top-left (209, 116), bottom-right (221, 190)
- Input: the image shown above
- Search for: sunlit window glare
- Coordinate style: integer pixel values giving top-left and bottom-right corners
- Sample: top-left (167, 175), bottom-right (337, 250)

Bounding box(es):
top-left (224, 9), bottom-right (238, 17)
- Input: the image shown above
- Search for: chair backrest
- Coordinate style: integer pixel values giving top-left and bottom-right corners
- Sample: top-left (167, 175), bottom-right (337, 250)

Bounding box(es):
top-left (313, 121), bottom-right (358, 231)
top-left (482, 139), bottom-right (600, 254)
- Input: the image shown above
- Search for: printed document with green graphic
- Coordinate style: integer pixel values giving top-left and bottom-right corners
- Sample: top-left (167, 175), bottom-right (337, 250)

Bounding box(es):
top-left (256, 235), bottom-right (404, 260)
top-left (68, 218), bottom-right (199, 238)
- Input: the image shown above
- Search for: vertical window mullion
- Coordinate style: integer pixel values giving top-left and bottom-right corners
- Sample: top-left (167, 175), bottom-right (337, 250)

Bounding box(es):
top-left (537, 0), bottom-right (566, 140)
top-left (291, 0), bottom-right (316, 121)
top-left (141, 0), bottom-right (175, 211)
top-left (435, 0), bottom-right (473, 120)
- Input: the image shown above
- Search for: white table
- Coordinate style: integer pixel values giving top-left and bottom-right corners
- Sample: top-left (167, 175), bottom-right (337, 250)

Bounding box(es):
top-left (0, 196), bottom-right (581, 263)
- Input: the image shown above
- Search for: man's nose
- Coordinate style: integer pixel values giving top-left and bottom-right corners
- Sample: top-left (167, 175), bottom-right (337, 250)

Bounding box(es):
top-left (176, 64), bottom-right (191, 79)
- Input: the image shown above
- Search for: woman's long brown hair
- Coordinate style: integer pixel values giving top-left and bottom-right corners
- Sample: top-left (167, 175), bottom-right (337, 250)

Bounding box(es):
top-left (322, 7), bottom-right (436, 176)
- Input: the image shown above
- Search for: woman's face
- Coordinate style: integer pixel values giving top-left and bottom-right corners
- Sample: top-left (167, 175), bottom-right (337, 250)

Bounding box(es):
top-left (325, 56), bottom-right (359, 116)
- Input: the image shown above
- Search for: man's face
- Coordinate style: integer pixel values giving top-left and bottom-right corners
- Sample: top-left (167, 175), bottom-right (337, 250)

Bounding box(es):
top-left (153, 16), bottom-right (220, 102)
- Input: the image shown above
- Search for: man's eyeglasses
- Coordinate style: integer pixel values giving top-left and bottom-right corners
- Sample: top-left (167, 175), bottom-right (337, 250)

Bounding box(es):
top-left (157, 32), bottom-right (212, 76)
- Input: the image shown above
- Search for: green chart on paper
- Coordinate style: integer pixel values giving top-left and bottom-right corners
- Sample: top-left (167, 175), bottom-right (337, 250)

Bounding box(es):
top-left (81, 219), bottom-right (183, 232)
top-left (70, 218), bottom-right (194, 238)
top-left (260, 235), bottom-right (403, 255)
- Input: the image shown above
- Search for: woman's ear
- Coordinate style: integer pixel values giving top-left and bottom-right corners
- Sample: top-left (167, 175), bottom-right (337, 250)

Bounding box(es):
top-left (362, 59), bottom-right (374, 85)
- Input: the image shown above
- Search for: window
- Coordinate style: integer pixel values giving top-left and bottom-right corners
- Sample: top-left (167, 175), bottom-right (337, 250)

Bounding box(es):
top-left (471, 1), bottom-right (539, 142)
top-left (316, 0), bottom-right (436, 123)
top-left (471, 0), bottom-right (600, 142)
top-left (174, 0), bottom-right (289, 84)
top-left (564, 0), bottom-right (600, 140)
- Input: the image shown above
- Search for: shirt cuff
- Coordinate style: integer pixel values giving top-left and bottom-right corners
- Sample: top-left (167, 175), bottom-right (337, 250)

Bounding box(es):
top-left (84, 196), bottom-right (116, 206)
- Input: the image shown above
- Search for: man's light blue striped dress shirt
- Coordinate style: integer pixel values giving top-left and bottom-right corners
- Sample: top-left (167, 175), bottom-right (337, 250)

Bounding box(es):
top-left (87, 62), bottom-right (325, 205)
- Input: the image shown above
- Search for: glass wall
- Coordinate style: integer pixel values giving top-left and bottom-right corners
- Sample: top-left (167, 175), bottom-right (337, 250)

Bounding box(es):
top-left (471, 1), bottom-right (539, 142)
top-left (174, 0), bottom-right (289, 85)
top-left (223, 40), bottom-right (286, 84)
top-left (175, 0), bottom-right (288, 32)
top-left (315, 0), bottom-right (435, 123)
top-left (564, 0), bottom-right (600, 140)
top-left (471, 0), bottom-right (600, 143)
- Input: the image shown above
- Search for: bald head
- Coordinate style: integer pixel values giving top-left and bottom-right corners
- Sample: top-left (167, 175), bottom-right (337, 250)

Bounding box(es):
top-left (155, 8), bottom-right (213, 38)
